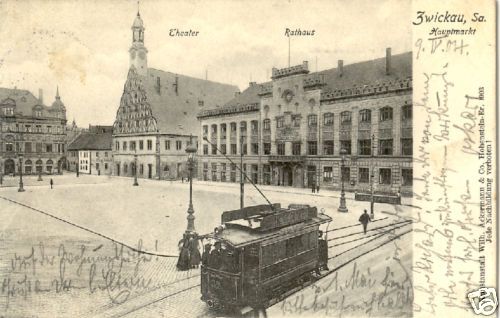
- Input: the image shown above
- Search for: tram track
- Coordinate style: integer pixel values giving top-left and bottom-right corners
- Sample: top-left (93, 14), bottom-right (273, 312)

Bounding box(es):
top-left (111, 219), bottom-right (413, 317)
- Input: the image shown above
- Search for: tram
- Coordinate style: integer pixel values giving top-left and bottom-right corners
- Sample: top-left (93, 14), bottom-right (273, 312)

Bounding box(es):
top-left (199, 203), bottom-right (332, 314)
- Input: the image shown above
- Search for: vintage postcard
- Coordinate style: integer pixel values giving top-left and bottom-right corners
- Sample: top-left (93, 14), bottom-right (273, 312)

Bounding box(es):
top-left (0, 0), bottom-right (496, 317)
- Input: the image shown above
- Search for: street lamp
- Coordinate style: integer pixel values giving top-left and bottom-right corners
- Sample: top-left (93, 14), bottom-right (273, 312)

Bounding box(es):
top-left (133, 148), bottom-right (139, 186)
top-left (0, 161), bottom-right (3, 186)
top-left (177, 135), bottom-right (197, 271)
top-left (18, 154), bottom-right (25, 192)
top-left (338, 148), bottom-right (348, 212)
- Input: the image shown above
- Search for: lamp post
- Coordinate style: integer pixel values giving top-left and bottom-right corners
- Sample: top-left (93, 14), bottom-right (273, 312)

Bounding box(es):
top-left (18, 154), bottom-right (25, 192)
top-left (185, 135), bottom-right (197, 233)
top-left (133, 149), bottom-right (139, 186)
top-left (0, 161), bottom-right (3, 186)
top-left (338, 148), bottom-right (348, 212)
top-left (240, 135), bottom-right (244, 209)
top-left (177, 135), bottom-right (197, 271)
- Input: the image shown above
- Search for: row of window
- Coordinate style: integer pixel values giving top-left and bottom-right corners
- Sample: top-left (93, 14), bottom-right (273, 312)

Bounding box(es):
top-left (1, 123), bottom-right (64, 134)
top-left (202, 106), bottom-right (412, 136)
top-left (115, 139), bottom-right (184, 151)
top-left (3, 142), bottom-right (65, 153)
top-left (202, 162), bottom-right (413, 187)
top-left (202, 139), bottom-right (412, 156)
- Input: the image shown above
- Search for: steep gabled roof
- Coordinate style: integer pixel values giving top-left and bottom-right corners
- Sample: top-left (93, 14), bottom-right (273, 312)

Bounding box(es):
top-left (144, 68), bottom-right (239, 135)
top-left (67, 132), bottom-right (112, 151)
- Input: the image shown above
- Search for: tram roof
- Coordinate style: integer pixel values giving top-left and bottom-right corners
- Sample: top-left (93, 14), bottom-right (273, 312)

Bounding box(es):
top-left (201, 212), bottom-right (331, 248)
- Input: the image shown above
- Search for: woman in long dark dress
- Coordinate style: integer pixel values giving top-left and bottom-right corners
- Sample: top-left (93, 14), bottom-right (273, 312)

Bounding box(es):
top-left (189, 237), bottom-right (201, 268)
top-left (177, 237), bottom-right (190, 270)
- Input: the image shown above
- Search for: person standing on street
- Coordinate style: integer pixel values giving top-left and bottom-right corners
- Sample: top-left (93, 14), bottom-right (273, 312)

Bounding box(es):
top-left (50, 178), bottom-right (53, 189)
top-left (359, 209), bottom-right (371, 234)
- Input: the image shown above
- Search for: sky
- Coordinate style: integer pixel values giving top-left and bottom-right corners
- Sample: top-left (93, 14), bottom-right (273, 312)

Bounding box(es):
top-left (0, 0), bottom-right (412, 127)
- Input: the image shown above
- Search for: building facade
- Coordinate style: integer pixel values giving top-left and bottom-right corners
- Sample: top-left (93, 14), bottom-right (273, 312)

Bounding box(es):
top-left (198, 49), bottom-right (413, 196)
top-left (0, 87), bottom-right (67, 176)
top-left (112, 11), bottom-right (238, 180)
top-left (67, 129), bottom-right (113, 175)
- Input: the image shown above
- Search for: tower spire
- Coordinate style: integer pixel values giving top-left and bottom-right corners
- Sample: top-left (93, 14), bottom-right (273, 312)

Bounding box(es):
top-left (56, 85), bottom-right (60, 99)
top-left (137, 1), bottom-right (140, 16)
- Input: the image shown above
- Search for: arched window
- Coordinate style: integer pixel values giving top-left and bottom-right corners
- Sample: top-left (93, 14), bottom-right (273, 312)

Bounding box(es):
top-left (323, 113), bottom-right (334, 126)
top-left (340, 111), bottom-right (352, 124)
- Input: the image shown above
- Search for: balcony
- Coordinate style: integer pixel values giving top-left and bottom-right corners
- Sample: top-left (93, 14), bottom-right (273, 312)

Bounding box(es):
top-left (269, 155), bottom-right (306, 163)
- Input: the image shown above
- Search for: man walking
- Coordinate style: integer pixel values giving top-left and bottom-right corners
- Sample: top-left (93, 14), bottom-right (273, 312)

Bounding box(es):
top-left (359, 209), bottom-right (371, 234)
top-left (50, 178), bottom-right (53, 189)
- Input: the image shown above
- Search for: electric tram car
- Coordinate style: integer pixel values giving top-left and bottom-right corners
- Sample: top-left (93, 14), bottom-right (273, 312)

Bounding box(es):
top-left (199, 203), bottom-right (332, 314)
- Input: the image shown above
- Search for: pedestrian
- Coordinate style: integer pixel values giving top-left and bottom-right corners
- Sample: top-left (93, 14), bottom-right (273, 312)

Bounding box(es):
top-left (188, 237), bottom-right (201, 268)
top-left (318, 230), bottom-right (329, 271)
top-left (359, 209), bottom-right (371, 234)
top-left (202, 243), bottom-right (212, 266)
top-left (50, 178), bottom-right (53, 189)
top-left (176, 236), bottom-right (190, 270)
top-left (316, 184), bottom-right (320, 193)
top-left (209, 241), bottom-right (222, 269)
top-left (311, 182), bottom-right (315, 193)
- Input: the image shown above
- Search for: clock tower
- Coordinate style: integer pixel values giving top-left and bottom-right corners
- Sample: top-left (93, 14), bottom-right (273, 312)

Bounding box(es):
top-left (129, 10), bottom-right (148, 76)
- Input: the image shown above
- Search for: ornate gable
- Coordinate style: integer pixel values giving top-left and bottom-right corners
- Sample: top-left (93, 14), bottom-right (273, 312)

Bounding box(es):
top-left (113, 67), bottom-right (157, 135)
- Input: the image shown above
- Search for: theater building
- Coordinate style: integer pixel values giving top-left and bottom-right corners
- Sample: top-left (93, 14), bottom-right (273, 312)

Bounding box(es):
top-left (0, 87), bottom-right (67, 176)
top-left (198, 49), bottom-right (413, 196)
top-left (112, 11), bottom-right (238, 180)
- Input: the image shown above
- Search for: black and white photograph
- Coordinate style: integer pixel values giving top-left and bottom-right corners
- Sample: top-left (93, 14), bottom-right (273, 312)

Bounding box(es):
top-left (0, 0), bottom-right (496, 317)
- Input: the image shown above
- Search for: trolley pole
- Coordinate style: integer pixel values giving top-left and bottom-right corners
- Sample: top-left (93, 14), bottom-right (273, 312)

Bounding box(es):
top-left (240, 135), bottom-right (244, 210)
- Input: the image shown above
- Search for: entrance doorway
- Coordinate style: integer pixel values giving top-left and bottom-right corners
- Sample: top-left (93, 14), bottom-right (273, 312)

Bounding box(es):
top-left (148, 164), bottom-right (152, 179)
top-left (307, 165), bottom-right (316, 188)
top-left (4, 159), bottom-right (15, 175)
top-left (116, 163), bottom-right (120, 176)
top-left (283, 166), bottom-right (293, 186)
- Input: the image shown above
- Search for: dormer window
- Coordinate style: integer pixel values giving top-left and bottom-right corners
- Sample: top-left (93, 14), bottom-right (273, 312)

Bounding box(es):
top-left (35, 110), bottom-right (42, 117)
top-left (5, 108), bottom-right (14, 116)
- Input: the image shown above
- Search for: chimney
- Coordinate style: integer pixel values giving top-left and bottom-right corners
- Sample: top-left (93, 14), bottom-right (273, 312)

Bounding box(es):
top-left (386, 47), bottom-right (391, 75)
top-left (338, 60), bottom-right (344, 77)
top-left (38, 89), bottom-right (43, 103)
top-left (235, 91), bottom-right (241, 97)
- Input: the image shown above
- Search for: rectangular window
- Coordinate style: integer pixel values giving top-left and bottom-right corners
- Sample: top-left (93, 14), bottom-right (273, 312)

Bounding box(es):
top-left (25, 142), bottom-right (32, 153)
top-left (251, 143), bottom-right (259, 155)
top-left (242, 143), bottom-right (247, 155)
top-left (230, 122), bottom-right (237, 132)
top-left (402, 105), bottom-right (412, 120)
top-left (136, 140), bottom-right (142, 150)
top-left (323, 166), bottom-right (333, 182)
top-left (292, 115), bottom-right (301, 127)
top-left (379, 139), bottom-right (393, 155)
top-left (130, 141), bottom-right (136, 151)
top-left (380, 107), bottom-right (393, 121)
top-left (323, 140), bottom-right (334, 155)
top-left (308, 114), bottom-right (317, 127)
top-left (104, 163), bottom-right (108, 170)
top-left (358, 167), bottom-right (369, 183)
top-left (292, 142), bottom-right (301, 155)
top-left (263, 119), bottom-right (270, 131)
top-left (96, 152), bottom-right (99, 157)
top-left (277, 142), bottom-right (285, 155)
top-left (402, 168), bottom-right (413, 186)
top-left (46, 144), bottom-right (52, 153)
top-left (164, 140), bottom-right (170, 150)
top-left (340, 140), bottom-right (351, 155)
top-left (147, 140), bottom-right (153, 150)
top-left (251, 121), bottom-right (258, 134)
top-left (358, 140), bottom-right (371, 155)
top-left (36, 125), bottom-right (42, 133)
top-left (263, 164), bottom-right (271, 185)
top-left (341, 167), bottom-right (350, 182)
top-left (221, 144), bottom-right (227, 155)
top-left (359, 109), bottom-right (371, 123)
top-left (211, 145), bottom-right (217, 155)
top-left (220, 163), bottom-right (226, 182)
top-left (202, 125), bottom-right (208, 136)
top-left (211, 163), bottom-right (217, 181)
top-left (176, 140), bottom-right (182, 150)
top-left (203, 144), bottom-right (208, 155)
top-left (123, 141), bottom-right (127, 151)
top-left (379, 168), bottom-right (392, 184)
top-left (276, 117), bottom-right (284, 128)
top-left (263, 143), bottom-right (271, 155)
top-left (401, 138), bottom-right (413, 156)
top-left (340, 112), bottom-right (351, 124)
top-left (6, 143), bottom-right (13, 152)
top-left (230, 163), bottom-right (236, 182)
top-left (230, 144), bottom-right (237, 155)
top-left (323, 113), bottom-right (334, 126)
top-left (307, 141), bottom-right (317, 155)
